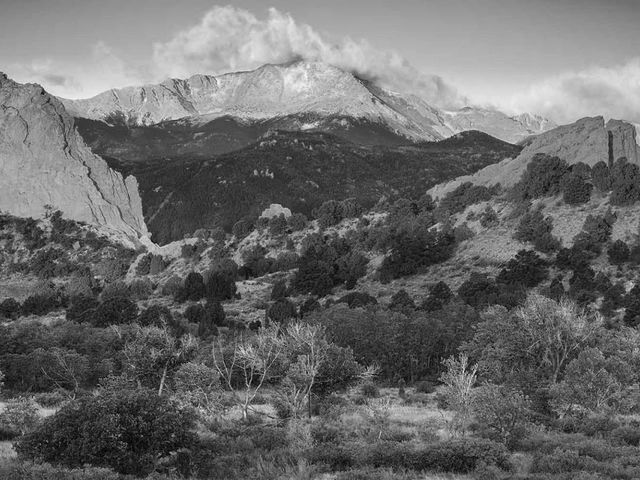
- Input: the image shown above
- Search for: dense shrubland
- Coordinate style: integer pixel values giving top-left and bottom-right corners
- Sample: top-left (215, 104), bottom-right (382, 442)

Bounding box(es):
top-left (6, 155), bottom-right (640, 480)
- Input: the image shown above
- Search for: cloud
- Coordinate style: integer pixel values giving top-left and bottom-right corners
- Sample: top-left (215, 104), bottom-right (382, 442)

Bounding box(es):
top-left (503, 58), bottom-right (640, 125)
top-left (151, 5), bottom-right (465, 108)
top-left (6, 42), bottom-right (143, 99)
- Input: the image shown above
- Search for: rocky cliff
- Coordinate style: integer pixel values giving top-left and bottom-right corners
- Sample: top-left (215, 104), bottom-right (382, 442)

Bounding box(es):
top-left (0, 73), bottom-right (149, 241)
top-left (429, 116), bottom-right (640, 198)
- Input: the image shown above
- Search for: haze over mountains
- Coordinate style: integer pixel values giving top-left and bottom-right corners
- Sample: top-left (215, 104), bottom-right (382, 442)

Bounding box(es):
top-left (61, 61), bottom-right (555, 145)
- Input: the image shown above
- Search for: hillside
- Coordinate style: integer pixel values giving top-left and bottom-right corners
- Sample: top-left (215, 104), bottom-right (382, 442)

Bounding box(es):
top-left (103, 129), bottom-right (521, 244)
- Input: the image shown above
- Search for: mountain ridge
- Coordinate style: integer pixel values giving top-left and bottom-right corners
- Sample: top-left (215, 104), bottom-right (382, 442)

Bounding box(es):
top-left (60, 61), bottom-right (554, 144)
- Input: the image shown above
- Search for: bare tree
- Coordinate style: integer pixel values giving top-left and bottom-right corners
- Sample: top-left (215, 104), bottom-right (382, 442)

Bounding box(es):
top-left (439, 354), bottom-right (478, 437)
top-left (212, 324), bottom-right (284, 420)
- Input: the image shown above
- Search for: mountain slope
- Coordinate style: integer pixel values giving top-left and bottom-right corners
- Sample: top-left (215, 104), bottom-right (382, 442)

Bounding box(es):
top-left (102, 129), bottom-right (521, 244)
top-left (429, 116), bottom-right (639, 199)
top-left (61, 61), bottom-right (552, 144)
top-left (0, 73), bottom-right (149, 241)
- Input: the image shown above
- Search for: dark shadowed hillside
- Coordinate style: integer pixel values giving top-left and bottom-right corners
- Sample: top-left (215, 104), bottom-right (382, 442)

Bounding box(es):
top-left (99, 129), bottom-right (521, 244)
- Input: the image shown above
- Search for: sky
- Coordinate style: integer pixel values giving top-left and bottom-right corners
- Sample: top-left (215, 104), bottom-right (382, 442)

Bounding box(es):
top-left (2, 0), bottom-right (640, 124)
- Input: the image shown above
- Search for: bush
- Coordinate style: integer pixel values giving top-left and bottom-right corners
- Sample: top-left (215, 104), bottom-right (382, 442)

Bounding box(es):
top-left (160, 275), bottom-right (182, 297)
top-left (135, 253), bottom-right (152, 275)
top-left (66, 294), bottom-right (99, 323)
top-left (16, 389), bottom-right (196, 476)
top-left (232, 219), bottom-right (253, 240)
top-left (360, 382), bottom-right (379, 398)
top-left (0, 397), bottom-right (40, 440)
top-left (515, 209), bottom-right (561, 253)
top-left (175, 271), bottom-right (205, 303)
top-left (611, 158), bottom-right (640, 205)
top-left (496, 250), bottom-right (548, 288)
top-left (562, 173), bottom-right (593, 205)
top-left (592, 161), bottom-right (612, 192)
top-left (479, 206), bottom-right (499, 228)
top-left (0, 298), bottom-right (21, 320)
top-left (288, 213), bottom-right (308, 231)
top-left (517, 153), bottom-right (569, 199)
top-left (148, 255), bottom-right (166, 275)
top-left (21, 293), bottom-right (60, 317)
top-left (271, 280), bottom-right (288, 300)
top-left (128, 278), bottom-right (153, 300)
top-left (92, 297), bottom-right (138, 327)
top-left (414, 381), bottom-right (435, 394)
top-left (273, 251), bottom-right (300, 271)
top-left (608, 239), bottom-right (630, 265)
top-left (439, 183), bottom-right (497, 214)
top-left (337, 292), bottom-right (378, 308)
top-left (266, 298), bottom-right (298, 324)
top-left (100, 281), bottom-right (130, 301)
top-left (204, 271), bottom-right (236, 301)
top-left (268, 214), bottom-right (288, 236)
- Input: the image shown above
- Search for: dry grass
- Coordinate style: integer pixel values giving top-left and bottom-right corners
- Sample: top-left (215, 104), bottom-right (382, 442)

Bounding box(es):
top-left (0, 441), bottom-right (16, 462)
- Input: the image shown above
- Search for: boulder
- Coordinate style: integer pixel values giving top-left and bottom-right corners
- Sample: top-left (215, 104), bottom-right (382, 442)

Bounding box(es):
top-left (259, 204), bottom-right (292, 219)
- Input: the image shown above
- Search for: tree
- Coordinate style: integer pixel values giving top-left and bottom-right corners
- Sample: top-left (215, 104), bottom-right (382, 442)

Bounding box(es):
top-left (517, 153), bottom-right (569, 199)
top-left (515, 209), bottom-right (561, 253)
top-left (267, 298), bottom-right (298, 325)
top-left (121, 325), bottom-right (198, 396)
top-left (91, 297), bottom-right (138, 327)
top-left (280, 323), bottom-right (329, 419)
top-left (439, 354), bottom-right (477, 437)
top-left (562, 174), bottom-right (592, 205)
top-left (204, 271), bottom-right (237, 301)
top-left (16, 389), bottom-right (196, 476)
top-left (611, 158), bottom-right (640, 205)
top-left (592, 161), bottom-right (612, 192)
top-left (34, 347), bottom-right (90, 398)
top-left (472, 384), bottom-right (531, 448)
top-left (176, 271), bottom-right (205, 302)
top-left (271, 280), bottom-right (288, 301)
top-left (496, 250), bottom-right (548, 288)
top-left (550, 347), bottom-right (633, 416)
top-left (173, 362), bottom-right (221, 416)
top-left (212, 325), bottom-right (285, 420)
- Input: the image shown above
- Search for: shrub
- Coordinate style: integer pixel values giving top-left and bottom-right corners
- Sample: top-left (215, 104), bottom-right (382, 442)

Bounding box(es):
top-left (65, 294), bottom-right (99, 323)
top-left (562, 173), bottom-right (593, 204)
top-left (266, 298), bottom-right (298, 324)
top-left (100, 280), bottom-right (130, 301)
top-left (479, 206), bottom-right (499, 228)
top-left (175, 271), bottom-right (205, 302)
top-left (128, 278), bottom-right (153, 300)
top-left (611, 157), bottom-right (640, 205)
top-left (148, 255), bottom-right (166, 275)
top-left (517, 153), bottom-right (569, 199)
top-left (515, 209), bottom-right (561, 253)
top-left (287, 213), bottom-right (308, 231)
top-left (592, 161), bottom-right (612, 192)
top-left (414, 381), bottom-right (435, 394)
top-left (21, 293), bottom-right (60, 316)
top-left (360, 382), bottom-right (379, 398)
top-left (91, 297), bottom-right (138, 327)
top-left (268, 214), bottom-right (288, 236)
top-left (439, 183), bottom-right (497, 214)
top-left (160, 275), bottom-right (182, 297)
top-left (204, 271), bottom-right (236, 301)
top-left (271, 280), bottom-right (288, 301)
top-left (336, 292), bottom-right (378, 308)
top-left (273, 251), bottom-right (300, 271)
top-left (608, 239), bottom-right (630, 265)
top-left (16, 389), bottom-right (196, 476)
top-left (472, 384), bottom-right (531, 448)
top-left (453, 222), bottom-right (475, 242)
top-left (421, 281), bottom-right (453, 311)
top-left (232, 219), bottom-right (253, 240)
top-left (496, 250), bottom-right (548, 288)
top-left (389, 289), bottom-right (416, 313)
top-left (0, 298), bottom-right (21, 320)
top-left (0, 397), bottom-right (39, 439)
top-left (135, 253), bottom-right (152, 275)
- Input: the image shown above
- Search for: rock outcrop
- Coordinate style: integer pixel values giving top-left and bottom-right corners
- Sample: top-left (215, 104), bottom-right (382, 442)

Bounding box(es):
top-left (0, 73), bottom-right (149, 240)
top-left (429, 116), bottom-right (640, 198)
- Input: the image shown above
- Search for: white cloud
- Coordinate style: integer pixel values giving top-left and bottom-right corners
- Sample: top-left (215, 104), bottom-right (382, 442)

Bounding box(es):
top-left (6, 42), bottom-right (143, 99)
top-left (151, 5), bottom-right (465, 108)
top-left (502, 58), bottom-right (640, 125)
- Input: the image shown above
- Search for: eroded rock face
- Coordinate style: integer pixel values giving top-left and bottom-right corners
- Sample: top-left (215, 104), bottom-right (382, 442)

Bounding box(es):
top-left (260, 204), bottom-right (292, 219)
top-left (428, 116), bottom-right (640, 198)
top-left (0, 73), bottom-right (148, 240)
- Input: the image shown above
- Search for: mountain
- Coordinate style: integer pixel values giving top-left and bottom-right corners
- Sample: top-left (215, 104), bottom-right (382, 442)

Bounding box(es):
top-left (444, 107), bottom-right (556, 144)
top-left (61, 61), bottom-right (552, 144)
top-left (429, 116), bottom-right (639, 199)
top-left (101, 129), bottom-right (521, 244)
top-left (0, 73), bottom-right (148, 241)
